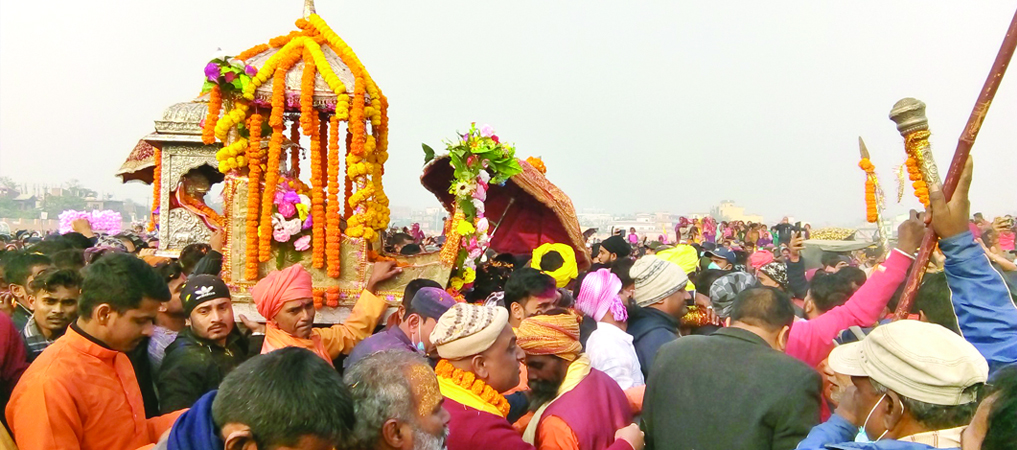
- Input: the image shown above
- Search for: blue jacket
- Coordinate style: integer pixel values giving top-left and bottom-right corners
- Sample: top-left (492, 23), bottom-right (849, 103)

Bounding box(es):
top-left (626, 307), bottom-right (679, 379)
top-left (941, 231), bottom-right (1017, 374)
top-left (796, 414), bottom-right (951, 450)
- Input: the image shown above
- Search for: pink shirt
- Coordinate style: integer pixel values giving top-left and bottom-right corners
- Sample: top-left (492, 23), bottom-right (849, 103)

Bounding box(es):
top-left (786, 250), bottom-right (912, 369)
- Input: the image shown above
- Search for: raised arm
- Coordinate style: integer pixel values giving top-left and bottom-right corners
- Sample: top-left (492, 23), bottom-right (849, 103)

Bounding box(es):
top-left (929, 157), bottom-right (1017, 374)
top-left (316, 261), bottom-right (402, 358)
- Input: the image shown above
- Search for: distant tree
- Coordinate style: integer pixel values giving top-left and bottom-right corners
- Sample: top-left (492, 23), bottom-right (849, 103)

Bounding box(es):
top-left (0, 197), bottom-right (35, 219)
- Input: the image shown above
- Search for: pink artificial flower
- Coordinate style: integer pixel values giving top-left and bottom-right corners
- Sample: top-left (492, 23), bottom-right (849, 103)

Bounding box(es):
top-left (480, 124), bottom-right (495, 138)
top-left (245, 64), bottom-right (258, 77)
top-left (467, 155), bottom-right (478, 166)
top-left (277, 202), bottom-right (296, 219)
top-left (303, 214), bottom-right (313, 230)
top-left (224, 72), bottom-right (236, 83)
top-left (472, 184), bottom-right (487, 201)
top-left (293, 235), bottom-right (311, 251)
top-left (491, 135), bottom-right (499, 144)
top-left (274, 191), bottom-right (286, 205)
top-left (273, 228), bottom-right (292, 243)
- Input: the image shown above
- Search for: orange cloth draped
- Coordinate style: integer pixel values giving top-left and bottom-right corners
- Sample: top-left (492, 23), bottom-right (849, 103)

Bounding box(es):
top-left (262, 322), bottom-right (334, 367)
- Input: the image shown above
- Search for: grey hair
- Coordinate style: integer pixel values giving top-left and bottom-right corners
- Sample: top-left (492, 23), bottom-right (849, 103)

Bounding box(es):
top-left (343, 350), bottom-right (430, 450)
top-left (870, 379), bottom-right (982, 429)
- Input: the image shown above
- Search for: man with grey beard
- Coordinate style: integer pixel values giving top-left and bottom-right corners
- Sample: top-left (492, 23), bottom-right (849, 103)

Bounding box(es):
top-left (345, 350), bottom-right (451, 450)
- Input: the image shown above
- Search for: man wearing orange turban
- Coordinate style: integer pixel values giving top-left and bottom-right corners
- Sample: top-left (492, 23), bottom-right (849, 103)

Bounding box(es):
top-left (516, 311), bottom-right (641, 450)
top-left (252, 261), bottom-right (402, 366)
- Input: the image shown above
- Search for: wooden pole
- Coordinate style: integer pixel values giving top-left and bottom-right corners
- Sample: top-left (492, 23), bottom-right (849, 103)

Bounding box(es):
top-left (893, 7), bottom-right (1017, 319)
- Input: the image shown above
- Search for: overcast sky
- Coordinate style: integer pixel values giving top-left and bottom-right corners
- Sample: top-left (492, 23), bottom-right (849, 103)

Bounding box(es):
top-left (1, 0), bottom-right (1014, 227)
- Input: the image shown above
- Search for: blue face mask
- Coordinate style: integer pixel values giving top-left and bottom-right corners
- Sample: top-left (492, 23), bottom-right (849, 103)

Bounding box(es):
top-left (708, 262), bottom-right (721, 270)
top-left (855, 394), bottom-right (890, 442)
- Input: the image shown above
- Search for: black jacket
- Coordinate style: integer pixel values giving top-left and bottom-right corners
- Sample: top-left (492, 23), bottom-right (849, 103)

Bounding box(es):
top-left (156, 327), bottom-right (255, 414)
top-left (626, 307), bottom-right (679, 378)
top-left (642, 327), bottom-right (821, 450)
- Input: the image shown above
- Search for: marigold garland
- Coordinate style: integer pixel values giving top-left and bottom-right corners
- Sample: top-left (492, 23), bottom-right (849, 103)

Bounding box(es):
top-left (202, 85), bottom-right (222, 145)
top-left (148, 146), bottom-right (162, 232)
top-left (434, 360), bottom-right (511, 416)
top-left (326, 116), bottom-right (342, 277)
top-left (326, 286), bottom-right (339, 308)
top-left (309, 113), bottom-right (326, 269)
top-left (859, 158), bottom-right (878, 223)
top-left (313, 290), bottom-right (324, 309)
top-left (300, 47), bottom-right (316, 135)
top-left (258, 50), bottom-right (299, 262)
top-left (235, 43), bottom-right (269, 62)
top-left (903, 131), bottom-right (932, 207)
top-left (245, 113), bottom-right (265, 280)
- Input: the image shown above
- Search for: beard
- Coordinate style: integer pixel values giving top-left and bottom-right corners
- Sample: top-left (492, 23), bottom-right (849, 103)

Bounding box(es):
top-left (528, 378), bottom-right (563, 412)
top-left (413, 424), bottom-right (449, 450)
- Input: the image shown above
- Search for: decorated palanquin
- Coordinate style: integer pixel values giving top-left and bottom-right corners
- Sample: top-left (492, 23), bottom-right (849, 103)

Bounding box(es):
top-left (119, 1), bottom-right (452, 322)
top-left (422, 156), bottom-right (592, 274)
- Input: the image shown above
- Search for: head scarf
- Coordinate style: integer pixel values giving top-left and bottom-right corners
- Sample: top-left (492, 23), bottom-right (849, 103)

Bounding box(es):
top-left (531, 243), bottom-right (579, 288)
top-left (575, 269), bottom-right (627, 322)
top-left (252, 264), bottom-right (314, 320)
top-left (516, 313), bottom-right (583, 361)
top-left (709, 272), bottom-right (759, 319)
top-left (600, 236), bottom-right (631, 259)
top-left (252, 265), bottom-right (330, 365)
top-left (748, 251), bottom-right (775, 273)
top-left (630, 256), bottom-right (689, 307)
top-left (759, 262), bottom-right (788, 291)
top-left (430, 303), bottom-right (509, 360)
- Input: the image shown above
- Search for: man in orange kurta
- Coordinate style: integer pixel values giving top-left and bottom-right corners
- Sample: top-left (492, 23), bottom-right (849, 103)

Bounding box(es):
top-left (5, 254), bottom-right (184, 450)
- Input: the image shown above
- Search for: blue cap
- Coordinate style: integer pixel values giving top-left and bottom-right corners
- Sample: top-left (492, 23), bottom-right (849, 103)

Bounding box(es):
top-left (705, 247), bottom-right (737, 264)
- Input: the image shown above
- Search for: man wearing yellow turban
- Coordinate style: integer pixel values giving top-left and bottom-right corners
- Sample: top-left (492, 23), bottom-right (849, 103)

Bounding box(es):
top-left (531, 243), bottom-right (579, 289)
top-left (516, 311), bottom-right (642, 450)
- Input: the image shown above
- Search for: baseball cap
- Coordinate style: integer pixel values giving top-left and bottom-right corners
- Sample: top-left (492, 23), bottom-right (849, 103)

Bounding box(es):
top-left (704, 247), bottom-right (737, 264)
top-left (645, 241), bottom-right (670, 252)
top-left (828, 320), bottom-right (988, 405)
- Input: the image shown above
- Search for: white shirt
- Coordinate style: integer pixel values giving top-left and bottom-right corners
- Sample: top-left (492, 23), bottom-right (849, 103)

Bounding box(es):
top-left (585, 321), bottom-right (644, 389)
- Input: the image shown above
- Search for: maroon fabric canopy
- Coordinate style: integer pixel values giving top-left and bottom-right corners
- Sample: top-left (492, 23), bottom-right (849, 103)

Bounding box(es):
top-left (421, 156), bottom-right (591, 271)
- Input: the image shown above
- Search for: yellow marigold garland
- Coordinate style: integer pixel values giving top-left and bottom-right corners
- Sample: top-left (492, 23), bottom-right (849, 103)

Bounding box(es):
top-left (434, 360), bottom-right (511, 417)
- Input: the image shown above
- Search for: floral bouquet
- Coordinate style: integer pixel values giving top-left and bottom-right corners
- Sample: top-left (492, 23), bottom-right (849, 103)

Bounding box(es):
top-left (425, 123), bottom-right (522, 294)
top-left (58, 210), bottom-right (123, 235)
top-left (270, 177), bottom-right (313, 260)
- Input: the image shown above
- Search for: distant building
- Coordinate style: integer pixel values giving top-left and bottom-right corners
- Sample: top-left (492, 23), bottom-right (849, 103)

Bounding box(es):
top-left (711, 200), bottom-right (764, 223)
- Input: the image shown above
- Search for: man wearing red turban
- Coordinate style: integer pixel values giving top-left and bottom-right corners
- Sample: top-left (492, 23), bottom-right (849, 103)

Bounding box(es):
top-left (252, 261), bottom-right (402, 365)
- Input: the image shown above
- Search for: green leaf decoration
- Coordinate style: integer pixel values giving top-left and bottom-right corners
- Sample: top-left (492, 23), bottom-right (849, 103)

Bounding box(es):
top-left (422, 143), bottom-right (435, 165)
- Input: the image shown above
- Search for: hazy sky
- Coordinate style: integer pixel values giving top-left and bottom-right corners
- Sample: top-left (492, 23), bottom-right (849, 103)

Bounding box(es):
top-left (1, 1), bottom-right (1014, 227)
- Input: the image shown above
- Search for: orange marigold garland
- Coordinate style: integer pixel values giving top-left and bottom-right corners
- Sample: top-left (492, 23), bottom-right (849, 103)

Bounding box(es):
top-left (148, 146), bottom-right (162, 232)
top-left (201, 85), bottom-right (222, 145)
top-left (903, 131), bottom-right (932, 208)
top-left (235, 43), bottom-right (270, 62)
top-left (313, 290), bottom-right (324, 309)
top-left (326, 116), bottom-right (342, 277)
top-left (344, 130), bottom-right (354, 219)
top-left (326, 286), bottom-right (340, 308)
top-left (859, 158), bottom-right (878, 223)
top-left (434, 360), bottom-right (511, 417)
top-left (309, 113), bottom-right (326, 269)
top-left (300, 48), bottom-right (316, 135)
top-left (245, 113), bottom-right (265, 280)
top-left (259, 49), bottom-right (300, 262)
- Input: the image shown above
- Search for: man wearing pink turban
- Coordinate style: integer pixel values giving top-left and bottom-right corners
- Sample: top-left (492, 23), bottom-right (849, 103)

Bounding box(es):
top-left (252, 261), bottom-right (402, 366)
top-left (575, 269), bottom-right (644, 390)
top-left (748, 250), bottom-right (775, 274)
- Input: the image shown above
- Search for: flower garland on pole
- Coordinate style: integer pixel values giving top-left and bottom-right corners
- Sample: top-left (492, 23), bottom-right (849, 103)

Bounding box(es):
top-left (148, 146), bottom-right (161, 232)
top-left (425, 124), bottom-right (522, 298)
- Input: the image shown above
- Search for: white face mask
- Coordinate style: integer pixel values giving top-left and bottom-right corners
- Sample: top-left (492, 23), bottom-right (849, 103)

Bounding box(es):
top-left (855, 393), bottom-right (894, 442)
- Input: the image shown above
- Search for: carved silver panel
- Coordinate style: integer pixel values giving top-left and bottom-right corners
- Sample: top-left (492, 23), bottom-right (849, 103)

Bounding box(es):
top-left (158, 144), bottom-right (220, 250)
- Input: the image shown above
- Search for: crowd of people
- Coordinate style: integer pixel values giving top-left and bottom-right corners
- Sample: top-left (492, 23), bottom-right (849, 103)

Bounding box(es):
top-left (0, 157), bottom-right (1015, 450)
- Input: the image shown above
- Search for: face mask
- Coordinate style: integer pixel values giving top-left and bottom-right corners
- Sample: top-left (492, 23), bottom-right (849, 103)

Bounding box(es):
top-left (855, 394), bottom-right (890, 442)
top-left (708, 262), bottom-right (721, 270)
top-left (413, 325), bottom-right (426, 353)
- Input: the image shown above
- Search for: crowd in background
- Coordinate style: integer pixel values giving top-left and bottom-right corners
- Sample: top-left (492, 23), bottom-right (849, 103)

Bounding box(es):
top-left (0, 158), bottom-right (1015, 450)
